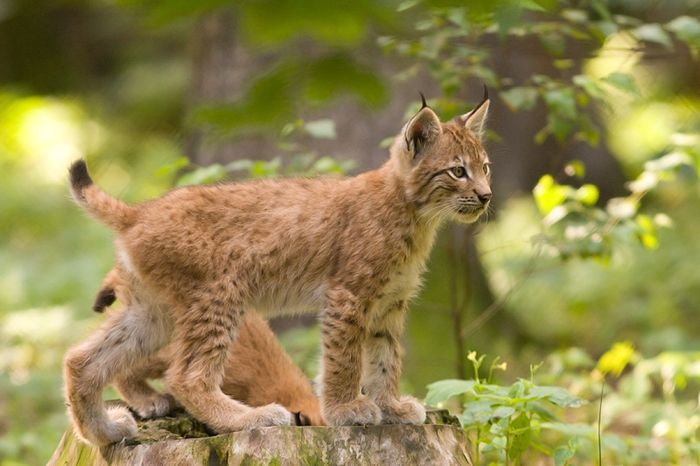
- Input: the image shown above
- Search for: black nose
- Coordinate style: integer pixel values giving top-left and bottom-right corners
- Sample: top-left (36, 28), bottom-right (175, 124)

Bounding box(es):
top-left (477, 191), bottom-right (492, 204)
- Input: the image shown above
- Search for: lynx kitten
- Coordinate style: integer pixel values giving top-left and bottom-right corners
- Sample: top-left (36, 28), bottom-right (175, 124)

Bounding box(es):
top-left (64, 90), bottom-right (492, 446)
top-left (93, 267), bottom-right (323, 427)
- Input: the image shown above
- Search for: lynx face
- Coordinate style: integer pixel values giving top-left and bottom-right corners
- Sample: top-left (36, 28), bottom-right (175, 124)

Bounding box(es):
top-left (400, 94), bottom-right (492, 225)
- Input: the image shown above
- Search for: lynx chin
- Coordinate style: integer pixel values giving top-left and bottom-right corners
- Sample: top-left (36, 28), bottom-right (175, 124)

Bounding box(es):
top-left (64, 89), bottom-right (492, 446)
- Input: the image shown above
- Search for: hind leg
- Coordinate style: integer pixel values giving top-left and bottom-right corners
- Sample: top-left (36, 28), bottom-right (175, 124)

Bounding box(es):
top-left (113, 352), bottom-right (177, 419)
top-left (166, 295), bottom-right (291, 432)
top-left (64, 305), bottom-right (170, 446)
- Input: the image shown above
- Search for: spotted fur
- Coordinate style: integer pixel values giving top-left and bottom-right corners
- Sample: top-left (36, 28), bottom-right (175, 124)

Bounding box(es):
top-left (64, 95), bottom-right (492, 445)
top-left (91, 265), bottom-right (324, 426)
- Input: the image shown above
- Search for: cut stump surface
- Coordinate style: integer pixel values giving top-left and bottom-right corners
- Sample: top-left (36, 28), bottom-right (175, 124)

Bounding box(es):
top-left (48, 405), bottom-right (472, 465)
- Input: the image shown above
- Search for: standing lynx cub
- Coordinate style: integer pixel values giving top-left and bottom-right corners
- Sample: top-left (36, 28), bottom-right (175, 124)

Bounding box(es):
top-left (64, 91), bottom-right (492, 446)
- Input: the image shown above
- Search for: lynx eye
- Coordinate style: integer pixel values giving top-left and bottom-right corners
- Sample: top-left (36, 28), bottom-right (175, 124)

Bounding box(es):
top-left (483, 163), bottom-right (491, 176)
top-left (449, 166), bottom-right (467, 179)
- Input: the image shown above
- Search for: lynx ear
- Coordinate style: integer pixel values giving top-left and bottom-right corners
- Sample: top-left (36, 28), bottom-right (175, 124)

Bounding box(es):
top-left (454, 85), bottom-right (490, 140)
top-left (403, 98), bottom-right (441, 159)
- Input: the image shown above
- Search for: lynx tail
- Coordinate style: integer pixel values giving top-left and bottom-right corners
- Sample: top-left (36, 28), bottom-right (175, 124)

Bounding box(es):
top-left (69, 160), bottom-right (136, 231)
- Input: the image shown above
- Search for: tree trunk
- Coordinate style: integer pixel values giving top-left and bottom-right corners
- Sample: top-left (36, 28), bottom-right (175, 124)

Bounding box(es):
top-left (48, 405), bottom-right (472, 465)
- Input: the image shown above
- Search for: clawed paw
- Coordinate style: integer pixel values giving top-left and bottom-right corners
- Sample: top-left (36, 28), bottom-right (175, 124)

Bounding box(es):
top-left (94, 405), bottom-right (138, 445)
top-left (323, 398), bottom-right (382, 426)
top-left (238, 403), bottom-right (293, 429)
top-left (130, 393), bottom-right (177, 419)
top-left (379, 396), bottom-right (426, 425)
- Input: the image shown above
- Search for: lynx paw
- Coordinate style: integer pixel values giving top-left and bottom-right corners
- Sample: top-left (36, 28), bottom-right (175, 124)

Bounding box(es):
top-left (323, 398), bottom-right (382, 426)
top-left (380, 396), bottom-right (426, 425)
top-left (237, 403), bottom-right (293, 430)
top-left (130, 393), bottom-right (177, 419)
top-left (78, 405), bottom-right (138, 446)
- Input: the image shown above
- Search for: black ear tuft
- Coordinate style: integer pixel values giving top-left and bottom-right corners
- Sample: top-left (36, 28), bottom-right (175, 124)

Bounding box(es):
top-left (403, 106), bottom-right (441, 159)
top-left (419, 92), bottom-right (428, 109)
top-left (456, 83), bottom-right (491, 139)
top-left (468, 83), bottom-right (489, 118)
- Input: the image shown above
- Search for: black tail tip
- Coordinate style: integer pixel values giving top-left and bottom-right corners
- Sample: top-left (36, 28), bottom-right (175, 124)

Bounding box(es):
top-left (69, 160), bottom-right (92, 198)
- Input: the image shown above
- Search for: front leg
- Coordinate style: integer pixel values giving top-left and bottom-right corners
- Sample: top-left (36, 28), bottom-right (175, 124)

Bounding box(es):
top-left (320, 287), bottom-right (381, 426)
top-left (363, 300), bottom-right (426, 425)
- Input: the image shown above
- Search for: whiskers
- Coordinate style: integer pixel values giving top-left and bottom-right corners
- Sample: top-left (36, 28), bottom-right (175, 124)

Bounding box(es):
top-left (480, 202), bottom-right (495, 224)
top-left (420, 201), bottom-right (455, 226)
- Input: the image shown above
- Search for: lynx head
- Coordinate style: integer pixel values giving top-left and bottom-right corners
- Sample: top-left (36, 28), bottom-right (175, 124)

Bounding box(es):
top-left (391, 88), bottom-right (492, 225)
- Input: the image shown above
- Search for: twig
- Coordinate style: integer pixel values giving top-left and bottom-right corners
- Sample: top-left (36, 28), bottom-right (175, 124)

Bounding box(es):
top-left (597, 380), bottom-right (605, 466)
top-left (461, 248), bottom-right (541, 338)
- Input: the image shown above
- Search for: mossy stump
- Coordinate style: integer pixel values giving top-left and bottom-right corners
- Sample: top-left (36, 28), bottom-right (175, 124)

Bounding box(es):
top-left (48, 405), bottom-right (471, 465)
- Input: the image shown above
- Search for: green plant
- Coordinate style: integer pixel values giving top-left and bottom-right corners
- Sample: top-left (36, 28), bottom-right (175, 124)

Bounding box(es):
top-left (428, 345), bottom-right (700, 465)
top-left (165, 118), bottom-right (357, 187)
top-left (425, 351), bottom-right (586, 465)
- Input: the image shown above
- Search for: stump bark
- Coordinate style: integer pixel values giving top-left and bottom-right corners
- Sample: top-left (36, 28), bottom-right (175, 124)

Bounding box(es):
top-left (48, 406), bottom-right (471, 465)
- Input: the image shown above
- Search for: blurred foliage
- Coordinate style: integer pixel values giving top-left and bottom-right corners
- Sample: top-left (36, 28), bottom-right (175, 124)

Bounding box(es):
top-left (174, 118), bottom-right (356, 186)
top-left (1, 0), bottom-right (700, 465)
top-left (426, 345), bottom-right (700, 464)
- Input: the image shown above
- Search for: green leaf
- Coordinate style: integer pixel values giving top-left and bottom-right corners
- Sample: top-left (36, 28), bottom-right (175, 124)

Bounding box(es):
top-left (640, 231), bottom-right (659, 249)
top-left (238, 0), bottom-right (392, 47)
top-left (492, 406), bottom-right (516, 419)
top-left (540, 31), bottom-right (566, 56)
top-left (249, 158), bottom-right (282, 178)
top-left (311, 156), bottom-right (347, 175)
top-left (304, 119), bottom-right (336, 139)
top-left (542, 422), bottom-right (595, 437)
top-left (527, 401), bottom-right (557, 421)
top-left (636, 214), bottom-right (659, 249)
top-left (636, 214), bottom-right (654, 233)
top-left (458, 399), bottom-right (495, 426)
top-left (667, 16), bottom-right (700, 50)
top-left (176, 164), bottom-right (227, 186)
top-left (527, 386), bottom-right (587, 407)
top-left (424, 379), bottom-right (475, 406)
top-left (572, 75), bottom-right (605, 99)
top-left (575, 184), bottom-right (599, 206)
top-left (397, 0), bottom-right (419, 12)
top-left (562, 9), bottom-right (588, 23)
top-left (305, 54), bottom-right (387, 107)
top-left (500, 86), bottom-right (539, 111)
top-left (508, 413), bottom-right (531, 460)
top-left (533, 175), bottom-right (572, 214)
top-left (543, 88), bottom-right (577, 119)
top-left (564, 160), bottom-right (586, 178)
top-left (554, 444), bottom-right (576, 466)
top-left (521, 0), bottom-right (548, 12)
top-left (225, 159), bottom-right (253, 172)
top-left (633, 24), bottom-right (673, 50)
top-left (602, 72), bottom-right (639, 95)
top-left (155, 156), bottom-right (189, 177)
top-left (508, 380), bottom-right (526, 399)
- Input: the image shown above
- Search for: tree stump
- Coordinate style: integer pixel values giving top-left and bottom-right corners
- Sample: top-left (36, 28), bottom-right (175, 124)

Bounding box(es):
top-left (48, 404), bottom-right (471, 465)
